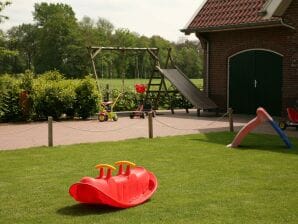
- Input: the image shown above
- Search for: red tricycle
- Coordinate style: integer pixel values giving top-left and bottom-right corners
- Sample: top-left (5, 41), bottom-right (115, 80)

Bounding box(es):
top-left (130, 84), bottom-right (155, 119)
top-left (279, 107), bottom-right (298, 130)
top-left (130, 84), bottom-right (147, 119)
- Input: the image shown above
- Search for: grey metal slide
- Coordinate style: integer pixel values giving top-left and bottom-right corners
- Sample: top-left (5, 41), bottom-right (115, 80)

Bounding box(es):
top-left (157, 67), bottom-right (217, 110)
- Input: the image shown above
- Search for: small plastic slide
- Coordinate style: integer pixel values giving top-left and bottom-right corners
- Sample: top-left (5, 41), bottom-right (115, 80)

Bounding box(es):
top-left (69, 161), bottom-right (158, 208)
top-left (228, 107), bottom-right (292, 149)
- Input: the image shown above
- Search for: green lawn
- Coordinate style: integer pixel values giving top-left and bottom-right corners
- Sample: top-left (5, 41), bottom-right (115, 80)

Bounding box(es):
top-left (98, 78), bottom-right (203, 91)
top-left (0, 132), bottom-right (297, 224)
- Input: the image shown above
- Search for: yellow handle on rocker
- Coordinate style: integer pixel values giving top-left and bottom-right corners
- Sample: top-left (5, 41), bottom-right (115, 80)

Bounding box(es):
top-left (115, 161), bottom-right (136, 168)
top-left (95, 164), bottom-right (116, 171)
top-left (95, 164), bottom-right (116, 179)
top-left (115, 161), bottom-right (136, 175)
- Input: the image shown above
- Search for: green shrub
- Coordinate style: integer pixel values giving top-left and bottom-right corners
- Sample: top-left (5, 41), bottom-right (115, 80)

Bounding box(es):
top-left (0, 75), bottom-right (23, 122)
top-left (20, 70), bottom-right (34, 93)
top-left (19, 70), bottom-right (35, 120)
top-left (38, 70), bottom-right (64, 81)
top-left (33, 74), bottom-right (77, 119)
top-left (74, 76), bottom-right (100, 119)
top-left (112, 89), bottom-right (137, 111)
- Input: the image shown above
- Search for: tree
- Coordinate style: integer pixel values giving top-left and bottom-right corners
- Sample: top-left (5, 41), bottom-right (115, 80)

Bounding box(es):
top-left (6, 24), bottom-right (38, 72)
top-left (174, 40), bottom-right (203, 78)
top-left (0, 0), bottom-right (10, 23)
top-left (33, 3), bottom-right (87, 77)
top-left (96, 17), bottom-right (114, 45)
top-left (0, 1), bottom-right (19, 73)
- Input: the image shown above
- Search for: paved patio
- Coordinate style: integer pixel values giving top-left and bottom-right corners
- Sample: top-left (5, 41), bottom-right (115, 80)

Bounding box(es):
top-left (0, 110), bottom-right (297, 150)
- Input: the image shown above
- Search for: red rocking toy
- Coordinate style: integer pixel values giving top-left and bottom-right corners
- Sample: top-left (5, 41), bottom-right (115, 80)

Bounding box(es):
top-left (69, 161), bottom-right (158, 208)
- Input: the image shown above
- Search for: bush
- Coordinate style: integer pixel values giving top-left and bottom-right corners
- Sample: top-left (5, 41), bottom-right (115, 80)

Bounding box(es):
top-left (0, 75), bottom-right (23, 122)
top-left (33, 72), bottom-right (77, 119)
top-left (112, 89), bottom-right (137, 111)
top-left (0, 70), bottom-right (191, 121)
top-left (38, 70), bottom-right (64, 81)
top-left (33, 80), bottom-right (76, 119)
top-left (19, 70), bottom-right (35, 120)
top-left (74, 76), bottom-right (100, 119)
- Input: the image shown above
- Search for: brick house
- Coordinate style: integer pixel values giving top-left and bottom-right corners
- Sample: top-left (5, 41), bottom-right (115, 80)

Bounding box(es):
top-left (182, 0), bottom-right (298, 116)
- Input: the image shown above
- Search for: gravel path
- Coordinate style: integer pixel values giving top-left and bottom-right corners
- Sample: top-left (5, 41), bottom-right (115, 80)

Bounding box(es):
top-left (0, 110), bottom-right (297, 150)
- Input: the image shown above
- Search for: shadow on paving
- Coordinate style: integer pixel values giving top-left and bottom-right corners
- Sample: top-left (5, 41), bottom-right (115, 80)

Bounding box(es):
top-left (156, 110), bottom-right (221, 120)
top-left (191, 132), bottom-right (298, 155)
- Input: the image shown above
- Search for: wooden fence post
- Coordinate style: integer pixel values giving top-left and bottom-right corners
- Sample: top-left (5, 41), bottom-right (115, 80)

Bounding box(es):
top-left (148, 112), bottom-right (153, 139)
top-left (48, 116), bottom-right (53, 147)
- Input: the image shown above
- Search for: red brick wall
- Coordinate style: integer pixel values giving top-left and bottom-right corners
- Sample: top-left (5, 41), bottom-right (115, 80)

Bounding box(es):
top-left (197, 0), bottom-right (298, 115)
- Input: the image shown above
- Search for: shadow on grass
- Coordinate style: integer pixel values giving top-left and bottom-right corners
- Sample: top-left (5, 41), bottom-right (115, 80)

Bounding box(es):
top-left (192, 132), bottom-right (298, 155)
top-left (57, 204), bottom-right (122, 216)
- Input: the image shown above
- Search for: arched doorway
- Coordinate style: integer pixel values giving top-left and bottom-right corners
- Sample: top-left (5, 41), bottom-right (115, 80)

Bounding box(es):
top-left (229, 49), bottom-right (283, 116)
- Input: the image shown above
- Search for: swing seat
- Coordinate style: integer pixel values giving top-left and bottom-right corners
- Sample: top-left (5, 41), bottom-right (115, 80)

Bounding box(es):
top-left (69, 161), bottom-right (158, 208)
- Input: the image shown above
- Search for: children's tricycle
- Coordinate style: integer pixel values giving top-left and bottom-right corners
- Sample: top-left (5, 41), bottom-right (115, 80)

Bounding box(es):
top-left (130, 84), bottom-right (155, 119)
top-left (279, 107), bottom-right (298, 130)
top-left (98, 93), bottom-right (122, 122)
top-left (98, 101), bottom-right (118, 122)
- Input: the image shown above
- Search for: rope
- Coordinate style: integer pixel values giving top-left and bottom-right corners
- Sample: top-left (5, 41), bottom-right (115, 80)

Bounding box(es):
top-left (0, 112), bottom-right (230, 136)
top-left (153, 112), bottom-right (229, 131)
top-left (154, 117), bottom-right (199, 131)
top-left (202, 112), bottom-right (229, 127)
top-left (53, 120), bottom-right (141, 133)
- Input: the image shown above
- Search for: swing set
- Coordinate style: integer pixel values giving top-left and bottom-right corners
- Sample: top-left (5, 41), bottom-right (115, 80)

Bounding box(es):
top-left (88, 46), bottom-right (164, 117)
top-left (88, 46), bottom-right (212, 118)
top-left (88, 47), bottom-right (158, 91)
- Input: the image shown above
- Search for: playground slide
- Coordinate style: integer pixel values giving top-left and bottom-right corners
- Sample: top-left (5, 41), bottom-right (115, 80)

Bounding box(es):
top-left (228, 107), bottom-right (292, 148)
top-left (157, 67), bottom-right (218, 110)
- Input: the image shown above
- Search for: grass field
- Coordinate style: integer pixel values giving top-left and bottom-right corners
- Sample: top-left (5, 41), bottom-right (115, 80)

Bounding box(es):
top-left (98, 78), bottom-right (203, 91)
top-left (0, 132), bottom-right (297, 224)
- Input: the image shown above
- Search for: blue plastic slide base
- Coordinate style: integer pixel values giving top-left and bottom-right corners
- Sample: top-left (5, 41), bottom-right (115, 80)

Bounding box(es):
top-left (268, 120), bottom-right (292, 149)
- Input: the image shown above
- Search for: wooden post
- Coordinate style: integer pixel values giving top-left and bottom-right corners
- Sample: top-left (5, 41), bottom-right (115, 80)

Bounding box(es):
top-left (105, 84), bottom-right (109, 101)
top-left (148, 112), bottom-right (153, 139)
top-left (228, 108), bottom-right (234, 132)
top-left (48, 116), bottom-right (53, 147)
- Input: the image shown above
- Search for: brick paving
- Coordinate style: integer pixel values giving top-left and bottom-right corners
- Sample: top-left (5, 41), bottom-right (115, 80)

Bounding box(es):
top-left (0, 110), bottom-right (297, 150)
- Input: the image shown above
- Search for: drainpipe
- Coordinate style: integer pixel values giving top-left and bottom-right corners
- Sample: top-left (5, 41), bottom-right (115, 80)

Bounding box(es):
top-left (206, 39), bottom-right (210, 97)
top-left (197, 33), bottom-right (210, 97)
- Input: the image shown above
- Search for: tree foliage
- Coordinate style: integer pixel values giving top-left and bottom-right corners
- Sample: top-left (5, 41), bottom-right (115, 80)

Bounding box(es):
top-left (0, 0), bottom-right (10, 23)
top-left (1, 2), bottom-right (203, 79)
top-left (0, 0), bottom-right (18, 64)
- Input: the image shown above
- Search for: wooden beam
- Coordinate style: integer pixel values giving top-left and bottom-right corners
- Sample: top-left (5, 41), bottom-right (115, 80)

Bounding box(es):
top-left (90, 46), bottom-right (159, 51)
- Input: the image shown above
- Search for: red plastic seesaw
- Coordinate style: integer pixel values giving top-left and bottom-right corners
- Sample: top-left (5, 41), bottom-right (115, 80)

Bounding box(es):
top-left (69, 161), bottom-right (158, 208)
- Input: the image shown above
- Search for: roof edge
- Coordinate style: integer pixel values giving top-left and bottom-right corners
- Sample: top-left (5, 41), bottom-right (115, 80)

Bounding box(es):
top-left (261, 0), bottom-right (293, 19)
top-left (183, 0), bottom-right (208, 30)
top-left (181, 20), bottom-right (284, 34)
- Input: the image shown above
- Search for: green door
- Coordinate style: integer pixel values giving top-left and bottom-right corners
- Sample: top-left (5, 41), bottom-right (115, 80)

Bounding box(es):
top-left (229, 50), bottom-right (282, 116)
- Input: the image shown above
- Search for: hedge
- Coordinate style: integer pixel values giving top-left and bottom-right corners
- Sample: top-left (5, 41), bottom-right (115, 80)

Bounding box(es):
top-left (0, 71), bottom-right (100, 121)
top-left (0, 71), bottom-right (191, 122)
